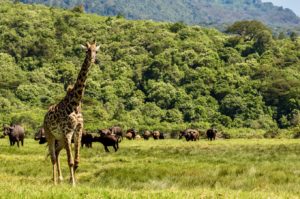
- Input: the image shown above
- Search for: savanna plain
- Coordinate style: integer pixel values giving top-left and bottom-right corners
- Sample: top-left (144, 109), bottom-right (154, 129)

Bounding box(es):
top-left (1, 138), bottom-right (300, 198)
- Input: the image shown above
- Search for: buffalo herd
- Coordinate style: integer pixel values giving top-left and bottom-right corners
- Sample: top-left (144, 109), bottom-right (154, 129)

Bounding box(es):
top-left (2, 124), bottom-right (220, 151)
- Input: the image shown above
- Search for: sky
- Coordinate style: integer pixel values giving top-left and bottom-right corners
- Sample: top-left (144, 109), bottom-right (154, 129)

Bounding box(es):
top-left (262, 0), bottom-right (300, 16)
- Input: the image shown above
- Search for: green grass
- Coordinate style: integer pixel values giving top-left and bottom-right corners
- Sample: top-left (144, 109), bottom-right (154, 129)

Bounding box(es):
top-left (0, 138), bottom-right (300, 198)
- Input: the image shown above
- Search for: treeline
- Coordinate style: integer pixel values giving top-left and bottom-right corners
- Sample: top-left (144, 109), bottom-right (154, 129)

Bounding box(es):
top-left (0, 1), bottom-right (299, 135)
top-left (19, 0), bottom-right (300, 33)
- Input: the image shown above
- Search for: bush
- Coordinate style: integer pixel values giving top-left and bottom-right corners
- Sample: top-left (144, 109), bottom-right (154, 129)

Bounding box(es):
top-left (226, 128), bottom-right (265, 139)
top-left (292, 126), bottom-right (300, 139)
top-left (217, 131), bottom-right (231, 139)
top-left (263, 129), bottom-right (280, 138)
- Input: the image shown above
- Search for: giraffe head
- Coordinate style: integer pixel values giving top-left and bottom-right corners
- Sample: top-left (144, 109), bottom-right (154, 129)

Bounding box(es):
top-left (81, 41), bottom-right (100, 63)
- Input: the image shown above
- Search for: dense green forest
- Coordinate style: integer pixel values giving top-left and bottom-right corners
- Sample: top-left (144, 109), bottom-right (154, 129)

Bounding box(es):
top-left (19, 0), bottom-right (300, 33)
top-left (0, 1), bottom-right (299, 136)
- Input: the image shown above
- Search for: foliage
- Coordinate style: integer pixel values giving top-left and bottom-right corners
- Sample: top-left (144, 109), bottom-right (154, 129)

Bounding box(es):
top-left (226, 20), bottom-right (273, 55)
top-left (0, 1), bottom-right (299, 134)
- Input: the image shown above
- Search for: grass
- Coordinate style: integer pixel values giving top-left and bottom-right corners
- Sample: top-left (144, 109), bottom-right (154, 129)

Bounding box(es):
top-left (0, 138), bottom-right (300, 198)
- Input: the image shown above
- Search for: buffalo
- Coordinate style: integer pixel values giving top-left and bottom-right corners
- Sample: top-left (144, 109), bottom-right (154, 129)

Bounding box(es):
top-left (109, 126), bottom-right (123, 140)
top-left (152, 131), bottom-right (165, 140)
top-left (125, 132), bottom-right (133, 140)
top-left (3, 124), bottom-right (25, 147)
top-left (206, 128), bottom-right (217, 141)
top-left (159, 132), bottom-right (165, 139)
top-left (34, 127), bottom-right (46, 144)
top-left (81, 131), bottom-right (93, 148)
top-left (98, 128), bottom-right (111, 136)
top-left (34, 127), bottom-right (75, 145)
top-left (93, 134), bottom-right (119, 152)
top-left (143, 130), bottom-right (152, 140)
top-left (179, 129), bottom-right (199, 141)
top-left (126, 128), bottom-right (137, 140)
top-left (135, 134), bottom-right (142, 139)
top-left (152, 130), bottom-right (160, 140)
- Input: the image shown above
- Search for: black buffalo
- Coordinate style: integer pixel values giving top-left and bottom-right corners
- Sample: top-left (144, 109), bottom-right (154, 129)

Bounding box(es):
top-left (34, 127), bottom-right (46, 144)
top-left (81, 131), bottom-right (93, 148)
top-left (206, 128), bottom-right (217, 141)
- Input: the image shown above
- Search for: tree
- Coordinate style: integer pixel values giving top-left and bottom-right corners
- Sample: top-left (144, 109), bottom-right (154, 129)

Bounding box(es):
top-left (0, 53), bottom-right (26, 89)
top-left (226, 20), bottom-right (272, 42)
top-left (163, 109), bottom-right (183, 123)
top-left (253, 30), bottom-right (273, 55)
top-left (72, 5), bottom-right (84, 13)
top-left (169, 21), bottom-right (187, 33)
top-left (277, 32), bottom-right (286, 40)
top-left (226, 20), bottom-right (273, 54)
top-left (290, 32), bottom-right (298, 42)
top-left (146, 81), bottom-right (177, 109)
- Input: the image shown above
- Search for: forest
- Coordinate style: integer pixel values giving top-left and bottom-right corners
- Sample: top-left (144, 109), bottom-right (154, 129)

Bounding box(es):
top-left (0, 1), bottom-right (299, 137)
top-left (19, 0), bottom-right (300, 33)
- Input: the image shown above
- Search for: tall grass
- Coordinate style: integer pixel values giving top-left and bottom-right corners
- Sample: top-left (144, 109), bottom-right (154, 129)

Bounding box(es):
top-left (0, 138), bottom-right (300, 198)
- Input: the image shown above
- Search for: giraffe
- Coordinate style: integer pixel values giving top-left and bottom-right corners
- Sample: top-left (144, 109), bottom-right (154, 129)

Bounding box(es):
top-left (43, 41), bottom-right (100, 186)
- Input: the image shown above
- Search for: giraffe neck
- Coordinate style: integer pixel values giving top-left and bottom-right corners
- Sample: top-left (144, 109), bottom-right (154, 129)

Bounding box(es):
top-left (63, 53), bottom-right (92, 111)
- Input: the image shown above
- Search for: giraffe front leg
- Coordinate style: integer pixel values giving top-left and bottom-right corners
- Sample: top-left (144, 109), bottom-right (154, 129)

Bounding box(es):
top-left (64, 132), bottom-right (75, 186)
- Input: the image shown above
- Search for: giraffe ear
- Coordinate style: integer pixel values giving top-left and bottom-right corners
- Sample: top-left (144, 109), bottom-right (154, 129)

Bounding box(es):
top-left (81, 44), bottom-right (87, 50)
top-left (96, 45), bottom-right (100, 51)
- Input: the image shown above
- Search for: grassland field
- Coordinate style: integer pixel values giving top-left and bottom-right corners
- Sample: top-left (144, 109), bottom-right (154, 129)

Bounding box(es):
top-left (1, 138), bottom-right (300, 198)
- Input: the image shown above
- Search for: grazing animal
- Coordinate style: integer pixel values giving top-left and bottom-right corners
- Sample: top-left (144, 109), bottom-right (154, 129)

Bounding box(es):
top-left (43, 41), bottom-right (100, 186)
top-left (98, 129), bottom-right (111, 136)
top-left (143, 130), bottom-right (152, 140)
top-left (159, 132), bottom-right (165, 139)
top-left (135, 134), bottom-right (142, 139)
top-left (125, 132), bottom-right (133, 140)
top-left (179, 129), bottom-right (199, 141)
top-left (81, 131), bottom-right (93, 148)
top-left (206, 128), bottom-right (217, 141)
top-left (34, 127), bottom-right (74, 145)
top-left (126, 128), bottom-right (137, 139)
top-left (93, 135), bottom-right (119, 152)
top-left (109, 126), bottom-right (123, 139)
top-left (152, 130), bottom-right (160, 140)
top-left (34, 127), bottom-right (47, 144)
top-left (190, 130), bottom-right (200, 141)
top-left (3, 124), bottom-right (25, 147)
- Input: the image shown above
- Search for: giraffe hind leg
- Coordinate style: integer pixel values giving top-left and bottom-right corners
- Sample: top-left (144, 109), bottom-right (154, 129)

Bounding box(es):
top-left (47, 134), bottom-right (58, 185)
top-left (64, 131), bottom-right (75, 186)
top-left (55, 139), bottom-right (65, 183)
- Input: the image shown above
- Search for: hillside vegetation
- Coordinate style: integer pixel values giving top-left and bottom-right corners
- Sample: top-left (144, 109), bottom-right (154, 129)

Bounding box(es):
top-left (0, 1), bottom-right (299, 135)
top-left (19, 0), bottom-right (300, 32)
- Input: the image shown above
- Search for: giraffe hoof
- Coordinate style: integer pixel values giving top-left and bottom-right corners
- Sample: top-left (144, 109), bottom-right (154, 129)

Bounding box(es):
top-left (58, 176), bottom-right (64, 183)
top-left (69, 178), bottom-right (76, 186)
top-left (74, 165), bottom-right (79, 172)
